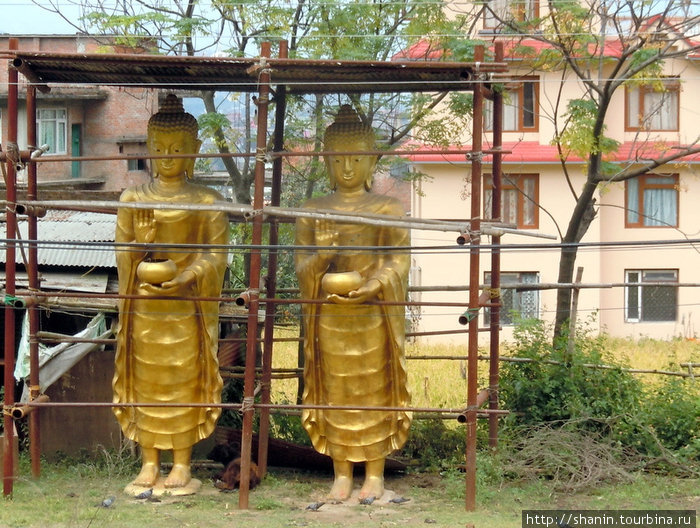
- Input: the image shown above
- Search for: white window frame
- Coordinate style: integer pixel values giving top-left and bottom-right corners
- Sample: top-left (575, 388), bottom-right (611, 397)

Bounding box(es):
top-left (37, 108), bottom-right (68, 155)
top-left (625, 269), bottom-right (678, 323)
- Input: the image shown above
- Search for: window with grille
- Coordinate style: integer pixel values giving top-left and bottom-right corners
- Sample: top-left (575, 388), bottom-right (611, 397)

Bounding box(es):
top-left (484, 173), bottom-right (538, 229)
top-left (37, 108), bottom-right (67, 155)
top-left (484, 271), bottom-right (539, 325)
top-left (625, 269), bottom-right (678, 322)
top-left (625, 174), bottom-right (678, 227)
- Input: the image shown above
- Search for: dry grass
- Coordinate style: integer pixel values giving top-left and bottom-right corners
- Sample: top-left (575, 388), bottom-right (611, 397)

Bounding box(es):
top-left (603, 335), bottom-right (699, 380)
top-left (267, 326), bottom-right (699, 408)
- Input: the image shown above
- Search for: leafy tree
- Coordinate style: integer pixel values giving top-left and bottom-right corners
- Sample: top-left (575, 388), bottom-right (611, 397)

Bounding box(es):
top-left (38, 0), bottom-right (471, 204)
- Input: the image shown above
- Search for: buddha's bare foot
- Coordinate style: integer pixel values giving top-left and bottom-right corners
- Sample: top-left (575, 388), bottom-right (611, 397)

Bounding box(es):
top-left (131, 463), bottom-right (160, 488)
top-left (327, 475), bottom-right (353, 501)
top-left (358, 475), bottom-right (384, 501)
top-left (164, 464), bottom-right (191, 489)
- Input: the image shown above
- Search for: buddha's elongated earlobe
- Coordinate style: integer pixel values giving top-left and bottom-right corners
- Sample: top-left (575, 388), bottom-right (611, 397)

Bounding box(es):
top-left (325, 157), bottom-right (337, 190)
top-left (364, 156), bottom-right (377, 190)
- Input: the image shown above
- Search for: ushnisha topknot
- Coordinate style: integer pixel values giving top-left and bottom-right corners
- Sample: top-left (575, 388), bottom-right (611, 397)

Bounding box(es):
top-left (147, 94), bottom-right (199, 138)
top-left (324, 104), bottom-right (375, 150)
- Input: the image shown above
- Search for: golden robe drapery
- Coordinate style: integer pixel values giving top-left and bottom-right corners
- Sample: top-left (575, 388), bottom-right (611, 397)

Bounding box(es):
top-left (295, 192), bottom-right (411, 462)
top-left (113, 182), bottom-right (228, 451)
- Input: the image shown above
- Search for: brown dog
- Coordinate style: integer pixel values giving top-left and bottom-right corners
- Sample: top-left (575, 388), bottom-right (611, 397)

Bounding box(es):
top-left (214, 457), bottom-right (261, 491)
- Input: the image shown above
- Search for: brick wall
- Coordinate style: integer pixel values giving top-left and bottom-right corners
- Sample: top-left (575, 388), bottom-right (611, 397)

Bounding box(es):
top-left (0, 35), bottom-right (156, 192)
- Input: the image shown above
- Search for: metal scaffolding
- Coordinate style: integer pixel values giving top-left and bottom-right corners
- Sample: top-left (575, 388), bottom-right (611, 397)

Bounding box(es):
top-left (1, 38), bottom-right (511, 510)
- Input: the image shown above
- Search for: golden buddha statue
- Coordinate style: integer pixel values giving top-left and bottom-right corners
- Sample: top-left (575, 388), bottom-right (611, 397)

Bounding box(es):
top-left (294, 105), bottom-right (412, 501)
top-left (113, 94), bottom-right (228, 494)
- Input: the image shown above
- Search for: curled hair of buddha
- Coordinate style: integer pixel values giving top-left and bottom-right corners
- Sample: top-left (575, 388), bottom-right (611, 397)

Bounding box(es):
top-left (148, 94), bottom-right (199, 138)
top-left (148, 94), bottom-right (200, 179)
top-left (324, 105), bottom-right (375, 151)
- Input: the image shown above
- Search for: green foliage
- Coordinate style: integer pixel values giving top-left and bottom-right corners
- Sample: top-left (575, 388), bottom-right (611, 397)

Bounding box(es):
top-left (622, 377), bottom-right (700, 465)
top-left (443, 38), bottom-right (482, 62)
top-left (625, 48), bottom-right (665, 89)
top-left (542, 0), bottom-right (596, 55)
top-left (81, 11), bottom-right (170, 48)
top-left (643, 378), bottom-right (699, 453)
top-left (500, 317), bottom-right (642, 429)
top-left (218, 378), bottom-right (247, 429)
top-left (555, 99), bottom-right (620, 161)
top-left (399, 418), bottom-right (465, 471)
top-left (269, 407), bottom-right (311, 447)
top-left (447, 93), bottom-right (473, 118)
top-left (499, 318), bottom-right (700, 471)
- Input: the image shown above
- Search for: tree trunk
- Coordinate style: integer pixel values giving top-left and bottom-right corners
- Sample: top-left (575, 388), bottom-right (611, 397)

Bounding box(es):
top-left (553, 173), bottom-right (599, 343)
top-left (200, 90), bottom-right (253, 204)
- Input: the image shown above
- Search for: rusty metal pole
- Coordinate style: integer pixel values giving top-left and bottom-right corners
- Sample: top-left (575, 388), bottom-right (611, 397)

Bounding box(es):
top-left (488, 41), bottom-right (504, 449)
top-left (26, 84), bottom-right (42, 477)
top-left (3, 37), bottom-right (20, 497)
top-left (257, 39), bottom-right (288, 478)
top-left (465, 44), bottom-right (485, 511)
top-left (239, 41), bottom-right (272, 510)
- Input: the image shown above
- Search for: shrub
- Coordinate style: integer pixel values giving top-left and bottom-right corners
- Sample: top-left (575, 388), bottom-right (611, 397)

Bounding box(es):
top-left (498, 317), bottom-right (700, 475)
top-left (398, 418), bottom-right (465, 471)
top-left (499, 318), bottom-right (643, 436)
top-left (642, 377), bottom-right (699, 453)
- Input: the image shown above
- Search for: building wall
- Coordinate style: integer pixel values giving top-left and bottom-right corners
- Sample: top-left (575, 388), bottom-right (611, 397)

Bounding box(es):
top-left (409, 53), bottom-right (699, 343)
top-left (0, 35), bottom-right (157, 192)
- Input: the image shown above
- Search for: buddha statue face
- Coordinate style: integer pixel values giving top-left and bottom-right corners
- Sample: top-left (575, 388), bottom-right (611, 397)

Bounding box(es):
top-left (325, 137), bottom-right (377, 193)
top-left (147, 94), bottom-right (201, 180)
top-left (324, 105), bottom-right (377, 192)
top-left (149, 129), bottom-right (201, 180)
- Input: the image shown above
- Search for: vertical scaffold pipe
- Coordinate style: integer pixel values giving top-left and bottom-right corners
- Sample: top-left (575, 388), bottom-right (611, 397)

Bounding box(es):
top-left (239, 41), bottom-right (272, 510)
top-left (488, 41), bottom-right (504, 450)
top-left (26, 84), bottom-right (42, 478)
top-left (465, 45), bottom-right (485, 512)
top-left (257, 39), bottom-right (288, 478)
top-left (3, 37), bottom-right (20, 497)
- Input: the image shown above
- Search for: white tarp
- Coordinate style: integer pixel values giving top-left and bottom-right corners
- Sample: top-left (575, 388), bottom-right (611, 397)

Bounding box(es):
top-left (14, 312), bottom-right (111, 402)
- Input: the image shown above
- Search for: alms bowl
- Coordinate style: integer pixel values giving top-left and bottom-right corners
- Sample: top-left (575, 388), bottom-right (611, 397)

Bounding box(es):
top-left (136, 258), bottom-right (177, 284)
top-left (321, 271), bottom-right (363, 295)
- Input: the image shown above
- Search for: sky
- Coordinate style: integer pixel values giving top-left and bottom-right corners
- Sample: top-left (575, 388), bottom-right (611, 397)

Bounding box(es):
top-left (1, 0), bottom-right (81, 35)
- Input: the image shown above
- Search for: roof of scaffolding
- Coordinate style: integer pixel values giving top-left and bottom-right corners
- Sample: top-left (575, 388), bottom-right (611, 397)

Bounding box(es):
top-left (4, 51), bottom-right (507, 94)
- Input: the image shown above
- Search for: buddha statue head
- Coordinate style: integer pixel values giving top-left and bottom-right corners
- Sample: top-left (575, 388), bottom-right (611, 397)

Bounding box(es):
top-left (147, 94), bottom-right (201, 180)
top-left (323, 105), bottom-right (377, 192)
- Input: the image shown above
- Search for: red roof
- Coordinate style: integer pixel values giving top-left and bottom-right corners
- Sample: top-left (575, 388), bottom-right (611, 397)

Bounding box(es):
top-left (394, 37), bottom-right (626, 61)
top-left (406, 141), bottom-right (700, 164)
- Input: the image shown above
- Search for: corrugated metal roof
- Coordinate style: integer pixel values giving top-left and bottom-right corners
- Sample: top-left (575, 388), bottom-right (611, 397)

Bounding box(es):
top-left (1, 210), bottom-right (116, 268)
top-left (5, 51), bottom-right (507, 94)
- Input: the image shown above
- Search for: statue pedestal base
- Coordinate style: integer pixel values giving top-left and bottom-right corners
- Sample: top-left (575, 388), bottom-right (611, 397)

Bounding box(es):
top-left (124, 477), bottom-right (202, 497)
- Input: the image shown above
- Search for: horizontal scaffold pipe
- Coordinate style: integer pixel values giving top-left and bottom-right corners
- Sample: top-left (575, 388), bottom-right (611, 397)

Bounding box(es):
top-left (8, 199), bottom-right (497, 235)
top-left (18, 400), bottom-right (509, 416)
top-left (2, 147), bottom-right (511, 164)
